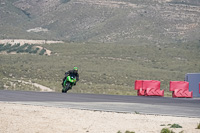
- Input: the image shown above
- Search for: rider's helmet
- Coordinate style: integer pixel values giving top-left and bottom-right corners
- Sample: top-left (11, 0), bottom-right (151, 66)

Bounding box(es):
top-left (74, 67), bottom-right (78, 73)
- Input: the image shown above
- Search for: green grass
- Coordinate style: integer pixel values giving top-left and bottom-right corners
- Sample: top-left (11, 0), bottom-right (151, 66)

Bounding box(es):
top-left (0, 41), bottom-right (200, 95)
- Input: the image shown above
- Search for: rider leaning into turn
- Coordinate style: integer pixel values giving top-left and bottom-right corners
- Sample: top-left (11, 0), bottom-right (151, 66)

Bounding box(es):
top-left (62, 67), bottom-right (79, 87)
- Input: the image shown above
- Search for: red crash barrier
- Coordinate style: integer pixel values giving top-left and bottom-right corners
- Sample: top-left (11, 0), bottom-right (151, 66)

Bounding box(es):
top-left (169, 81), bottom-right (193, 98)
top-left (143, 80), bottom-right (164, 96)
top-left (134, 80), bottom-right (164, 96)
top-left (134, 80), bottom-right (145, 96)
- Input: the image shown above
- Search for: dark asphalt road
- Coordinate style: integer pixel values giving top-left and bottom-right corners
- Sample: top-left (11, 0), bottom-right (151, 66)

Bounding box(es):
top-left (0, 90), bottom-right (200, 118)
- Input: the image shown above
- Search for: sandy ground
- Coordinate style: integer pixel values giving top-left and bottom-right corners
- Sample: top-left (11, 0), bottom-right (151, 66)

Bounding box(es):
top-left (0, 102), bottom-right (200, 133)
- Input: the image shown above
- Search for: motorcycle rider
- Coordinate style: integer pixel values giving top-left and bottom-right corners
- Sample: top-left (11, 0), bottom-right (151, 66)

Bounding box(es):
top-left (62, 67), bottom-right (79, 87)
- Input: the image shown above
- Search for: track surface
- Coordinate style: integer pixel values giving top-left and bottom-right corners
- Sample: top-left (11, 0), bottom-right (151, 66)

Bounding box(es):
top-left (0, 90), bottom-right (200, 118)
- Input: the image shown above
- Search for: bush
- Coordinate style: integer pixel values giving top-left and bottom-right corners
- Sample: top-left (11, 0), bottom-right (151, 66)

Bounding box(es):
top-left (0, 44), bottom-right (4, 48)
top-left (31, 47), bottom-right (40, 54)
top-left (0, 43), bottom-right (11, 51)
top-left (16, 44), bottom-right (29, 53)
top-left (0, 44), bottom-right (4, 52)
top-left (170, 124), bottom-right (182, 128)
top-left (7, 43), bottom-right (20, 53)
top-left (25, 45), bottom-right (33, 53)
top-left (125, 131), bottom-right (135, 133)
top-left (117, 131), bottom-right (135, 133)
top-left (39, 48), bottom-right (46, 55)
top-left (197, 123), bottom-right (200, 129)
top-left (161, 128), bottom-right (175, 133)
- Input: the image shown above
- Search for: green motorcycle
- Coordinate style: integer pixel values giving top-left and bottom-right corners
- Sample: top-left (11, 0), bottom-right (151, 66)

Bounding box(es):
top-left (62, 75), bottom-right (76, 93)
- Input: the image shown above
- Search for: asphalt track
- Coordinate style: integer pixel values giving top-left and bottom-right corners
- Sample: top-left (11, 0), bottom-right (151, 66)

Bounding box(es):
top-left (0, 90), bottom-right (200, 118)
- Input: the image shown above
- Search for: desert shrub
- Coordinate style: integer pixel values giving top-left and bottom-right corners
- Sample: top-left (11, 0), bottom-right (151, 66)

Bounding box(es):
top-left (31, 47), bottom-right (40, 54)
top-left (0, 44), bottom-right (4, 51)
top-left (197, 123), bottom-right (200, 129)
top-left (39, 48), bottom-right (46, 55)
top-left (170, 124), bottom-right (182, 128)
top-left (161, 128), bottom-right (175, 133)
top-left (117, 131), bottom-right (135, 133)
top-left (25, 45), bottom-right (33, 53)
top-left (16, 43), bottom-right (29, 53)
top-left (7, 43), bottom-right (20, 53)
top-left (125, 131), bottom-right (135, 133)
top-left (4, 43), bottom-right (11, 48)
top-left (0, 43), bottom-right (3, 46)
top-left (134, 111), bottom-right (140, 114)
top-left (0, 43), bottom-right (11, 51)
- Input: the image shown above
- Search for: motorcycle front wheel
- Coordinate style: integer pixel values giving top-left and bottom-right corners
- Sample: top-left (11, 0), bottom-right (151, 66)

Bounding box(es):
top-left (62, 83), bottom-right (71, 93)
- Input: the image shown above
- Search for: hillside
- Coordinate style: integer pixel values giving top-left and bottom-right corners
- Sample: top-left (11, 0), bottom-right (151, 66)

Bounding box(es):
top-left (0, 0), bottom-right (200, 44)
top-left (1, 0), bottom-right (200, 96)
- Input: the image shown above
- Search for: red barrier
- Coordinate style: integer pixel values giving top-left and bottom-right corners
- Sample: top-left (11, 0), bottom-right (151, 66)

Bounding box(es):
top-left (143, 80), bottom-right (164, 96)
top-left (134, 80), bottom-right (145, 96)
top-left (134, 80), bottom-right (143, 90)
top-left (135, 80), bottom-right (164, 96)
top-left (169, 81), bottom-right (193, 98)
top-left (173, 89), bottom-right (193, 98)
top-left (169, 81), bottom-right (189, 91)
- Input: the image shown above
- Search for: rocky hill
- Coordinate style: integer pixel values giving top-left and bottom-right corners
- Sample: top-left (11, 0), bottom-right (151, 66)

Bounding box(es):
top-left (0, 0), bottom-right (200, 44)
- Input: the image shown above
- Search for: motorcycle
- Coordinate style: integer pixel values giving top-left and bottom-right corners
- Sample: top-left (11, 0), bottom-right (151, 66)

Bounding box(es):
top-left (62, 75), bottom-right (76, 93)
